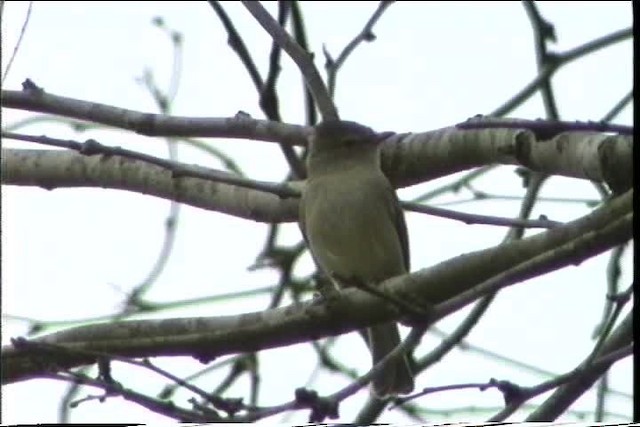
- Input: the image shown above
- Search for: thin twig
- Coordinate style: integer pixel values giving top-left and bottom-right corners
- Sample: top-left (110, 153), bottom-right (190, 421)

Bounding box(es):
top-left (289, 0), bottom-right (317, 127)
top-left (403, 200), bottom-right (561, 229)
top-left (1, 131), bottom-right (299, 198)
top-left (1, 1), bottom-right (33, 85)
top-left (600, 89), bottom-right (633, 123)
top-left (241, 0), bottom-right (338, 120)
top-left (208, 0), bottom-right (264, 91)
top-left (325, 1), bottom-right (394, 98)
top-left (491, 27), bottom-right (632, 117)
top-left (523, 1), bottom-right (559, 119)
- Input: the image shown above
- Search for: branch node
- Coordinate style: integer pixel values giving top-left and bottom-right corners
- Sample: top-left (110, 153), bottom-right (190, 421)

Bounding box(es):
top-left (294, 387), bottom-right (339, 422)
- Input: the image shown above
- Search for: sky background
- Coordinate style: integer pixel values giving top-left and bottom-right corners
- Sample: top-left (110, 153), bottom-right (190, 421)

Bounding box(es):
top-left (1, 1), bottom-right (633, 424)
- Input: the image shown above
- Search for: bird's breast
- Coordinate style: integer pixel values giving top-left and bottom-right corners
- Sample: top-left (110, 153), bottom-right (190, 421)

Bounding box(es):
top-left (302, 173), bottom-right (405, 283)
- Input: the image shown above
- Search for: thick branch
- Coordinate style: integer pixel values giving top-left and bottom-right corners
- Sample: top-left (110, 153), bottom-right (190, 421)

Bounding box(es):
top-left (1, 89), bottom-right (308, 142)
top-left (3, 125), bottom-right (632, 215)
top-left (2, 190), bottom-right (631, 384)
top-left (1, 148), bottom-right (299, 222)
top-left (382, 125), bottom-right (632, 190)
top-left (2, 89), bottom-right (633, 191)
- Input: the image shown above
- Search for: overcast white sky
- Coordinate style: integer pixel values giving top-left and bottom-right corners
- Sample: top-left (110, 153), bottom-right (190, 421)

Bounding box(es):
top-left (1, 1), bottom-right (633, 424)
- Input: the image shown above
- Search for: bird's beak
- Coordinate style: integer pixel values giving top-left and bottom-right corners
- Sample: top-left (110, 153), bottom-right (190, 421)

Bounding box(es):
top-left (377, 131), bottom-right (395, 142)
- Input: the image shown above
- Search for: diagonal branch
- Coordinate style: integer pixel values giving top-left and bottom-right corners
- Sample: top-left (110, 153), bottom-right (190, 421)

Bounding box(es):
top-left (2, 190), bottom-right (631, 384)
top-left (325, 0), bottom-right (394, 98)
top-left (523, 312), bottom-right (632, 421)
top-left (2, 137), bottom-right (563, 230)
top-left (1, 88), bottom-right (309, 141)
top-left (240, 0), bottom-right (338, 120)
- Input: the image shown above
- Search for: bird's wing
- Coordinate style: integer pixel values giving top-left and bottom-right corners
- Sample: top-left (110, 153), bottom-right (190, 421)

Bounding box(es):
top-left (386, 181), bottom-right (410, 272)
top-left (298, 187), bottom-right (308, 242)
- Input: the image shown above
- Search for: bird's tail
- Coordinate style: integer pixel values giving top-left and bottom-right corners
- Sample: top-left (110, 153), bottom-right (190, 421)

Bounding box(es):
top-left (368, 322), bottom-right (414, 398)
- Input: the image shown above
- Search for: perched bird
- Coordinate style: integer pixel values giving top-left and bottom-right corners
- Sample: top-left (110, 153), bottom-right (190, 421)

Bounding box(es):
top-left (298, 120), bottom-right (414, 397)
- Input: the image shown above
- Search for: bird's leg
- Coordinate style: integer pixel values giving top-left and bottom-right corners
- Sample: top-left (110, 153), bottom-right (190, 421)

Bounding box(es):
top-left (309, 272), bottom-right (341, 306)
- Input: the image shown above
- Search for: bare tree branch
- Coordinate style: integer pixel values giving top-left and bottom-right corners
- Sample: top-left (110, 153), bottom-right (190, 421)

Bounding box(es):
top-left (3, 190), bottom-right (631, 384)
top-left (1, 88), bottom-right (309, 141)
top-left (525, 312), bottom-right (632, 421)
top-left (491, 26), bottom-right (632, 117)
top-left (325, 0), bottom-right (394, 98)
top-left (240, 0), bottom-right (338, 120)
top-left (3, 89), bottom-right (632, 191)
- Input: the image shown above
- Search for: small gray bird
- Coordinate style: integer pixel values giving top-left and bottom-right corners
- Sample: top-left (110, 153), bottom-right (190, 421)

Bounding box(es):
top-left (298, 120), bottom-right (414, 397)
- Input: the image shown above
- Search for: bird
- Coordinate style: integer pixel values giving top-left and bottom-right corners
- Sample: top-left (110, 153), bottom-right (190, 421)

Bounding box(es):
top-left (298, 120), bottom-right (414, 397)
